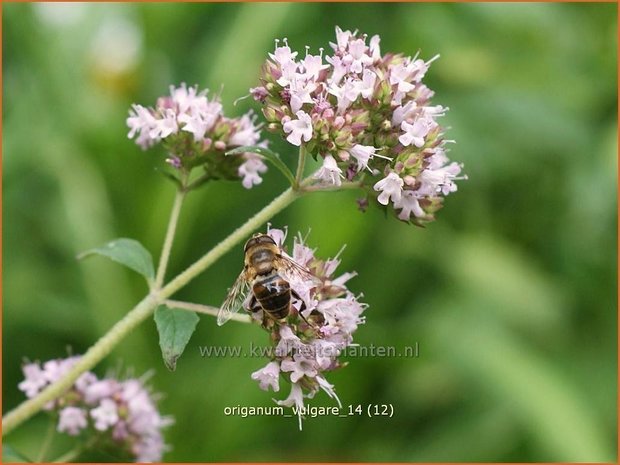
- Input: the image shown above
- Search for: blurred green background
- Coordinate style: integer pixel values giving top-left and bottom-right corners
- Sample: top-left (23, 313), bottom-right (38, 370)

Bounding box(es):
top-left (3, 2), bottom-right (617, 462)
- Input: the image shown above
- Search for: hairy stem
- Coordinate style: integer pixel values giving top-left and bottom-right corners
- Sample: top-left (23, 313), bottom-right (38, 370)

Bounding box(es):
top-left (154, 188), bottom-right (186, 289)
top-left (295, 145), bottom-right (307, 188)
top-left (2, 186), bottom-right (300, 436)
top-left (165, 299), bottom-right (252, 324)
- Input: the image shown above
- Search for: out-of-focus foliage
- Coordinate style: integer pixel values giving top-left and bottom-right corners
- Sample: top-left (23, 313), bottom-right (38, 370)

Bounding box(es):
top-left (3, 3), bottom-right (616, 462)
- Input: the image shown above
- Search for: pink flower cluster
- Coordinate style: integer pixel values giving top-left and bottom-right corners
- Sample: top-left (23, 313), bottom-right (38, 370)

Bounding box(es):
top-left (251, 27), bottom-right (466, 224)
top-left (18, 356), bottom-right (172, 462)
top-left (127, 83), bottom-right (269, 189)
top-left (250, 227), bottom-right (366, 429)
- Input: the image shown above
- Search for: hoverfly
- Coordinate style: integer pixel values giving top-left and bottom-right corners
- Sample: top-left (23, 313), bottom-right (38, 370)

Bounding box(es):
top-left (217, 234), bottom-right (320, 326)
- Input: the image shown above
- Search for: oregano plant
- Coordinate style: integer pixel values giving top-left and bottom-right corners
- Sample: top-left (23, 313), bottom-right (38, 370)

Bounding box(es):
top-left (4, 27), bottom-right (464, 461)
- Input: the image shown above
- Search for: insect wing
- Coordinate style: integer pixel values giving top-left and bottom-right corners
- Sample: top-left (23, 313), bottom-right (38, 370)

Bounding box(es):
top-left (218, 272), bottom-right (250, 326)
top-left (275, 253), bottom-right (321, 286)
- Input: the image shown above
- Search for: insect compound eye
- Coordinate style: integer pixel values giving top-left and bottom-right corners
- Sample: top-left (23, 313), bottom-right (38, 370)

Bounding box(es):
top-left (244, 234), bottom-right (276, 253)
top-left (259, 235), bottom-right (276, 246)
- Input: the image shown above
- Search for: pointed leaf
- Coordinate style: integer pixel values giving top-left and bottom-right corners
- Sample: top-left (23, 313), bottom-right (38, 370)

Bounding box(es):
top-left (226, 145), bottom-right (296, 187)
top-left (154, 306), bottom-right (199, 371)
top-left (78, 238), bottom-right (155, 282)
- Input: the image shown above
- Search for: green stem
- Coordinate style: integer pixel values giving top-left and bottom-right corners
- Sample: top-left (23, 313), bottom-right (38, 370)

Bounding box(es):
top-left (2, 186), bottom-right (301, 437)
top-left (154, 187), bottom-right (186, 289)
top-left (294, 145), bottom-right (307, 188)
top-left (165, 299), bottom-right (252, 324)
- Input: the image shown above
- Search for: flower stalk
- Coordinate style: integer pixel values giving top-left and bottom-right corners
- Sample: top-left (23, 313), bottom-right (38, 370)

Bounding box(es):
top-left (165, 300), bottom-right (252, 324)
top-left (294, 145), bottom-right (307, 188)
top-left (154, 183), bottom-right (186, 290)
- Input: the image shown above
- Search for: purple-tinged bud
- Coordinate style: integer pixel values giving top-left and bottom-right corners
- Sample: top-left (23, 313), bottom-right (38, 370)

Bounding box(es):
top-left (202, 138), bottom-right (213, 151)
top-left (338, 150), bottom-right (350, 161)
top-left (263, 105), bottom-right (278, 122)
top-left (405, 156), bottom-right (418, 168)
top-left (356, 197), bottom-right (369, 212)
top-left (346, 164), bottom-right (357, 181)
top-left (334, 131), bottom-right (351, 147)
top-left (165, 155), bottom-right (182, 169)
top-left (313, 98), bottom-right (332, 115)
top-left (404, 175), bottom-right (416, 186)
top-left (157, 96), bottom-right (175, 111)
top-left (394, 161), bottom-right (404, 173)
top-left (250, 86), bottom-right (269, 102)
top-left (214, 140), bottom-right (227, 151)
top-left (333, 116), bottom-right (345, 130)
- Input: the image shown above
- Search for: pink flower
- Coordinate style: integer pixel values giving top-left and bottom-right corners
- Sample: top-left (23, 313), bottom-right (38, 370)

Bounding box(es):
top-left (391, 101), bottom-right (417, 126)
top-left (269, 40), bottom-right (298, 65)
top-left (389, 62), bottom-right (416, 93)
top-left (393, 190), bottom-right (426, 221)
top-left (356, 69), bottom-right (377, 99)
top-left (282, 110), bottom-right (313, 146)
top-left (134, 433), bottom-right (167, 463)
top-left (251, 361), bottom-right (281, 392)
top-left (151, 109), bottom-right (178, 139)
top-left (399, 117), bottom-right (436, 148)
top-left (18, 363), bottom-right (47, 398)
top-left (229, 113), bottom-right (261, 147)
top-left (344, 38), bottom-right (373, 74)
top-left (330, 26), bottom-right (353, 51)
top-left (275, 325), bottom-right (303, 357)
top-left (58, 407), bottom-right (88, 436)
top-left (91, 398), bottom-right (119, 431)
top-left (301, 54), bottom-right (328, 81)
top-left (316, 376), bottom-right (342, 407)
top-left (292, 241), bottom-right (315, 268)
top-left (43, 357), bottom-right (79, 383)
top-left (253, 27), bottom-right (464, 224)
top-left (289, 78), bottom-right (316, 114)
top-left (126, 104), bottom-right (158, 149)
top-left (349, 144), bottom-right (376, 171)
top-left (418, 162), bottom-right (465, 196)
top-left (17, 356), bottom-right (171, 462)
top-left (266, 225), bottom-right (288, 248)
top-left (178, 112), bottom-right (213, 141)
top-left (82, 379), bottom-right (118, 405)
top-left (328, 78), bottom-right (359, 113)
top-left (170, 83), bottom-right (208, 115)
top-left (373, 172), bottom-right (404, 205)
top-left (238, 156), bottom-right (268, 189)
top-left (313, 155), bottom-right (343, 186)
top-left (275, 383), bottom-right (306, 430)
top-left (281, 353), bottom-right (318, 383)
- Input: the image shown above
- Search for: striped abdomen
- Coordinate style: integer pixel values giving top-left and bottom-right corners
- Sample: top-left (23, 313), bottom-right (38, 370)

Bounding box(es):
top-left (253, 274), bottom-right (291, 320)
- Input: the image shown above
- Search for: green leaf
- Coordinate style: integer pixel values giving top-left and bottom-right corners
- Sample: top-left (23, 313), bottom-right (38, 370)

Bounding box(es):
top-left (226, 145), bottom-right (296, 187)
top-left (154, 306), bottom-right (200, 371)
top-left (3, 444), bottom-right (30, 463)
top-left (77, 238), bottom-right (155, 282)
